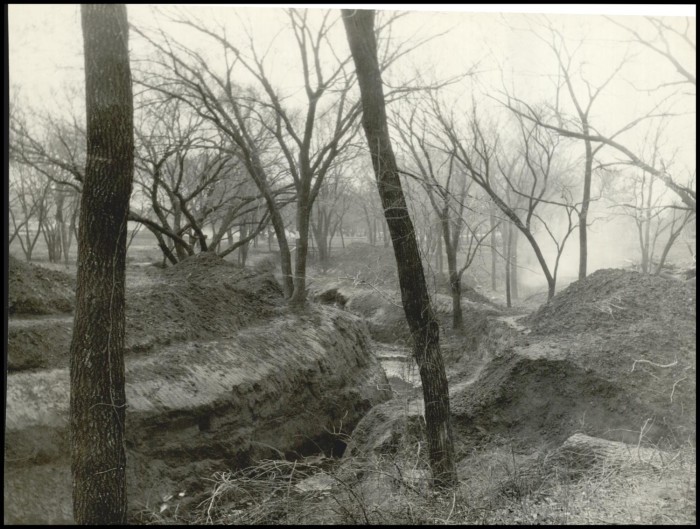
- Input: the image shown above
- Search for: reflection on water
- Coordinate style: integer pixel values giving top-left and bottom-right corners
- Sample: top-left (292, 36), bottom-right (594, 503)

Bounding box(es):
top-left (381, 358), bottom-right (421, 389)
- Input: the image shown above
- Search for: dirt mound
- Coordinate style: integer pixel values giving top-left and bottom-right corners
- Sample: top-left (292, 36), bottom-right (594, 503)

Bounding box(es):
top-left (451, 269), bottom-right (696, 449)
top-left (321, 243), bottom-right (400, 288)
top-left (8, 253), bottom-right (284, 372)
top-left (8, 255), bottom-right (75, 315)
top-left (527, 268), bottom-right (695, 336)
top-left (5, 306), bottom-right (391, 524)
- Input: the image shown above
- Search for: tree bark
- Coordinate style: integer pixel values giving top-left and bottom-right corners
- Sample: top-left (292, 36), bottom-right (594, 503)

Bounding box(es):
top-left (490, 208), bottom-right (498, 291)
top-left (504, 222), bottom-right (512, 308)
top-left (510, 225), bottom-right (519, 300)
top-left (578, 134), bottom-right (592, 279)
top-left (342, 8), bottom-right (457, 488)
top-left (70, 5), bottom-right (133, 524)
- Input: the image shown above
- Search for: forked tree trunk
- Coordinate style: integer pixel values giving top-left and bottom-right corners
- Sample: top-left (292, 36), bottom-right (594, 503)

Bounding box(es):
top-left (70, 4), bottom-right (133, 524)
top-left (343, 8), bottom-right (457, 488)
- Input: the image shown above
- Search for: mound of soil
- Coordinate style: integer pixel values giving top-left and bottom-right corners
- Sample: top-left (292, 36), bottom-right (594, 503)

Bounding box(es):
top-left (8, 255), bottom-right (75, 315)
top-left (5, 306), bottom-right (391, 524)
top-left (452, 268), bottom-right (696, 449)
top-left (8, 252), bottom-right (284, 372)
top-left (527, 269), bottom-right (695, 336)
top-left (127, 252), bottom-right (283, 350)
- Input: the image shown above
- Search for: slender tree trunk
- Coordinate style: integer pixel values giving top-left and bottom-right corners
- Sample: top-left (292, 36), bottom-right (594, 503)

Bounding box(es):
top-left (441, 215), bottom-right (462, 329)
top-left (655, 212), bottom-right (692, 275)
top-left (578, 135), bottom-right (592, 279)
top-left (489, 209), bottom-right (498, 291)
top-left (290, 191), bottom-right (311, 304)
top-left (504, 223), bottom-right (512, 308)
top-left (510, 226), bottom-right (519, 301)
top-left (343, 9), bottom-right (457, 488)
top-left (70, 5), bottom-right (133, 524)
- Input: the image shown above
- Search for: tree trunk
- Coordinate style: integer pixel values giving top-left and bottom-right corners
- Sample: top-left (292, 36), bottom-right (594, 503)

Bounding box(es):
top-left (504, 223), bottom-right (512, 308)
top-left (290, 190), bottom-right (311, 304)
top-left (70, 4), bottom-right (133, 524)
top-left (510, 225), bottom-right (519, 301)
top-left (343, 9), bottom-right (457, 488)
top-left (490, 208), bottom-right (498, 291)
top-left (578, 127), bottom-right (593, 280)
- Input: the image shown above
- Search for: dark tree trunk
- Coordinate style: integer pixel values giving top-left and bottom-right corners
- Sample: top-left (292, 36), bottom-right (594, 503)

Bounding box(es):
top-left (578, 133), bottom-right (592, 279)
top-left (504, 223), bottom-right (512, 308)
top-left (489, 208), bottom-right (498, 291)
top-left (510, 225), bottom-right (519, 300)
top-left (70, 4), bottom-right (133, 524)
top-left (343, 8), bottom-right (457, 488)
top-left (290, 191), bottom-right (311, 304)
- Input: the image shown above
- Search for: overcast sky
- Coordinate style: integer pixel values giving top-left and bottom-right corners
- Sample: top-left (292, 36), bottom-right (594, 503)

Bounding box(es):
top-left (9, 4), bottom-right (695, 168)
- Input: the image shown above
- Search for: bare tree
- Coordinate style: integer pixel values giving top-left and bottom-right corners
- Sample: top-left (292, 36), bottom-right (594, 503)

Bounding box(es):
top-left (342, 8), bottom-right (457, 488)
top-left (436, 101), bottom-right (579, 300)
top-left (9, 164), bottom-right (50, 261)
top-left (134, 9), bottom-right (362, 302)
top-left (133, 100), bottom-right (274, 264)
top-left (70, 4), bottom-right (133, 523)
top-left (394, 103), bottom-right (494, 327)
top-left (531, 22), bottom-right (630, 279)
top-left (502, 16), bottom-right (696, 214)
top-left (310, 163), bottom-right (354, 265)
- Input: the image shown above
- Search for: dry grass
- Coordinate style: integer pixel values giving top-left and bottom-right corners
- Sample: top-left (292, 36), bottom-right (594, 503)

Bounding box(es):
top-left (132, 417), bottom-right (696, 525)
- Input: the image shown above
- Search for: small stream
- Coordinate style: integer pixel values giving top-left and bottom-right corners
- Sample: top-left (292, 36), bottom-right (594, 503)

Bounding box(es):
top-left (372, 341), bottom-right (422, 392)
top-left (373, 312), bottom-right (531, 394)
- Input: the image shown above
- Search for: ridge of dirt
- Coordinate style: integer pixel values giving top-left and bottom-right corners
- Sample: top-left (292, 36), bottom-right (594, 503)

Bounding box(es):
top-left (8, 252), bottom-right (285, 372)
top-left (526, 268), bottom-right (695, 336)
top-left (451, 268), bottom-right (696, 450)
top-left (8, 255), bottom-right (76, 315)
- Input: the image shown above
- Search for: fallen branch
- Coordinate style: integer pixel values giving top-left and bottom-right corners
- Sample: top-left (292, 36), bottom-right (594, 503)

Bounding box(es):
top-left (631, 359), bottom-right (678, 372)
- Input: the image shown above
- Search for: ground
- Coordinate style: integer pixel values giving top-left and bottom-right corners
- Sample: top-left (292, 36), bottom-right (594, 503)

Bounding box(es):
top-left (5, 243), bottom-right (696, 525)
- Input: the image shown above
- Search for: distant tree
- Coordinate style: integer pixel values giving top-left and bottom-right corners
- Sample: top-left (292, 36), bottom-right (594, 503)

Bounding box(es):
top-left (70, 4), bottom-right (133, 523)
top-left (535, 23), bottom-right (629, 279)
top-left (310, 163), bottom-right (354, 265)
top-left (394, 104), bottom-right (495, 327)
top-left (9, 164), bottom-right (50, 261)
top-left (613, 122), bottom-right (695, 274)
top-left (342, 8), bottom-right (457, 488)
top-left (505, 16), bottom-right (696, 214)
top-left (436, 102), bottom-right (579, 300)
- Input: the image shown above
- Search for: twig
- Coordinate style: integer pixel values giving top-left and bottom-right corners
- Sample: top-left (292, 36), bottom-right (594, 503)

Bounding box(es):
top-left (631, 358), bottom-right (678, 372)
top-left (670, 376), bottom-right (687, 403)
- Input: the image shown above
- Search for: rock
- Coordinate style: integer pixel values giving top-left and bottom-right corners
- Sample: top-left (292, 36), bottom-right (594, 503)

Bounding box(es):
top-left (4, 307), bottom-right (392, 524)
top-left (344, 399), bottom-right (426, 458)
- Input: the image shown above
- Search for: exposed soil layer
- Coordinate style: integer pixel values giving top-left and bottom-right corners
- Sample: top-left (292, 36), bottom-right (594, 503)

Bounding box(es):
top-left (5, 254), bottom-right (391, 524)
top-left (8, 255), bottom-right (76, 315)
top-left (451, 269), bottom-right (696, 449)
